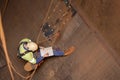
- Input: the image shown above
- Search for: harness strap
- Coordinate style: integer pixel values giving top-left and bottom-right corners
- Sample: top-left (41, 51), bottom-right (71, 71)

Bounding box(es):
top-left (17, 42), bottom-right (32, 59)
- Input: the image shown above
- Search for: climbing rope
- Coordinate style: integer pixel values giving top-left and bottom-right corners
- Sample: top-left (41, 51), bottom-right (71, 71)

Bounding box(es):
top-left (36, 0), bottom-right (54, 43)
top-left (1, 0), bottom-right (9, 16)
top-left (0, 9), bottom-right (38, 80)
top-left (0, 12), bottom-right (14, 80)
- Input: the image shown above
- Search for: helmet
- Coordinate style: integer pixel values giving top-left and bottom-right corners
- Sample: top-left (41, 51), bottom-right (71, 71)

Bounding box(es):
top-left (20, 38), bottom-right (31, 44)
top-left (26, 42), bottom-right (38, 51)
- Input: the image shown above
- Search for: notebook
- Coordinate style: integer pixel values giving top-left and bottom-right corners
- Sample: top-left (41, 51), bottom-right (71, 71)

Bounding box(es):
top-left (40, 47), bottom-right (54, 57)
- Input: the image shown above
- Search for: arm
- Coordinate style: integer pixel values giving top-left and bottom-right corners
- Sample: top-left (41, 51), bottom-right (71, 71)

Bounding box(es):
top-left (36, 53), bottom-right (49, 64)
top-left (36, 56), bottom-right (44, 64)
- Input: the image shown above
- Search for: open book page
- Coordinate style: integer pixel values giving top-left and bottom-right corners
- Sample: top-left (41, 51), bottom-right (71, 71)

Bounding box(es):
top-left (40, 47), bottom-right (54, 57)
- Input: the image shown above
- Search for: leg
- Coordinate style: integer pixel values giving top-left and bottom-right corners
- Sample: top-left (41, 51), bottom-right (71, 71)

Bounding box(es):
top-left (53, 46), bottom-right (75, 56)
top-left (53, 49), bottom-right (64, 56)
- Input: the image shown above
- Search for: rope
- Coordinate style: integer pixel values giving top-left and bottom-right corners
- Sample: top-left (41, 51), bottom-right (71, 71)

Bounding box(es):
top-left (27, 65), bottom-right (38, 80)
top-left (0, 12), bottom-right (14, 80)
top-left (1, 0), bottom-right (9, 16)
top-left (10, 64), bottom-right (28, 79)
top-left (0, 11), bottom-right (35, 80)
top-left (36, 0), bottom-right (54, 43)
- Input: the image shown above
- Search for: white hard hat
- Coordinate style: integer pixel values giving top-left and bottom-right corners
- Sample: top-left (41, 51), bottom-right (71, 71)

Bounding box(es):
top-left (26, 42), bottom-right (38, 51)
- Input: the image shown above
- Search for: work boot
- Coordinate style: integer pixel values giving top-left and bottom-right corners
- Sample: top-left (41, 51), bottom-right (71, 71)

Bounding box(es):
top-left (24, 62), bottom-right (35, 72)
top-left (64, 46), bottom-right (75, 56)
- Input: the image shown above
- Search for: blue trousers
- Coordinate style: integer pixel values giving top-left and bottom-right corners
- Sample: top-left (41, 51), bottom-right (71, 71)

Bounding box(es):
top-left (53, 49), bottom-right (64, 56)
top-left (36, 49), bottom-right (64, 64)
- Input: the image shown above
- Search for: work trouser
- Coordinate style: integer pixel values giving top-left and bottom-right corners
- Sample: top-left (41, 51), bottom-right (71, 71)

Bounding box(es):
top-left (53, 49), bottom-right (64, 56)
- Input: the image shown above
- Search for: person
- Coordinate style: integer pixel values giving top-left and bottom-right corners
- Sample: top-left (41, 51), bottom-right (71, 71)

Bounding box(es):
top-left (18, 38), bottom-right (75, 71)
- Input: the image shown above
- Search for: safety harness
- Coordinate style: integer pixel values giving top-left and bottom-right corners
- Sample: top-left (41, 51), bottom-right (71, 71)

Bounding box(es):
top-left (17, 42), bottom-right (32, 59)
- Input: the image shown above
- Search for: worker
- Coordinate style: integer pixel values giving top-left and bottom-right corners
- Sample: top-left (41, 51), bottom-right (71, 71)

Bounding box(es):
top-left (18, 38), bottom-right (75, 71)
